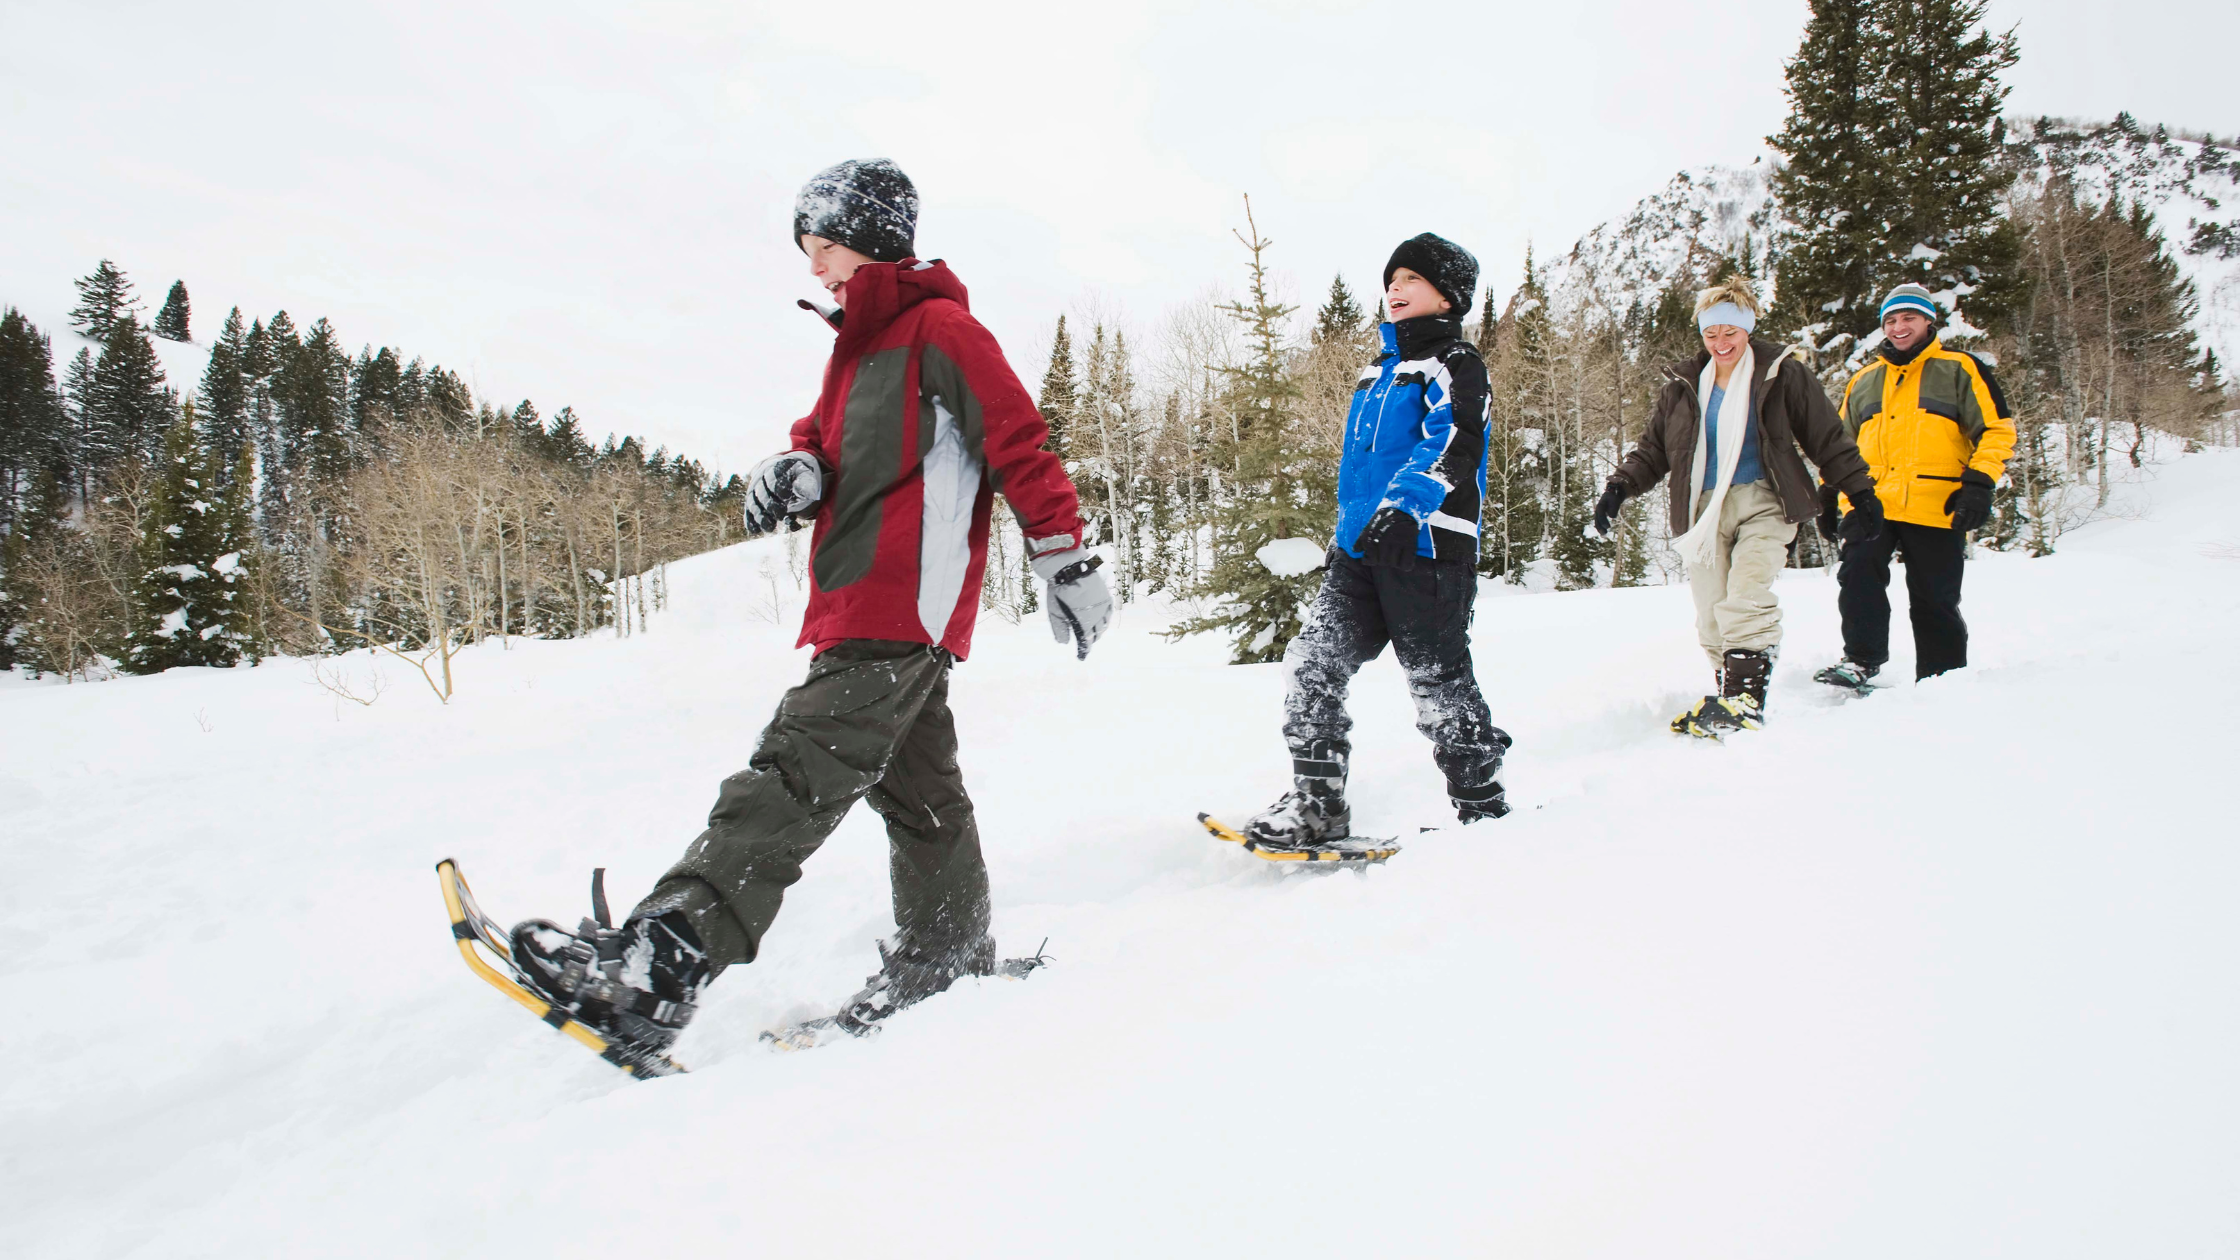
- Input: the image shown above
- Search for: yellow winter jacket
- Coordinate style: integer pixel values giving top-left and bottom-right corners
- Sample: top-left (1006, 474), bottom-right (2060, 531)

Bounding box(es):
top-left (1838, 339), bottom-right (2016, 529)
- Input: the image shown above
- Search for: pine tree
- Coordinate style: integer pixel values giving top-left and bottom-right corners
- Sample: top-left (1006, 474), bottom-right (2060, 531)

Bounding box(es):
top-left (1482, 254), bottom-right (1551, 581)
top-left (197, 308), bottom-right (252, 475)
top-left (90, 315), bottom-right (176, 467)
top-left (1768, 0), bottom-right (1895, 350)
top-left (1, 308), bottom-right (67, 532)
top-left (125, 406), bottom-right (248, 672)
top-left (1167, 197), bottom-right (1323, 664)
top-left (69, 259), bottom-right (141, 341)
top-left (0, 466), bottom-right (74, 673)
top-left (1037, 315), bottom-right (1076, 464)
top-left (153, 281), bottom-right (191, 342)
top-left (1311, 274), bottom-right (1365, 345)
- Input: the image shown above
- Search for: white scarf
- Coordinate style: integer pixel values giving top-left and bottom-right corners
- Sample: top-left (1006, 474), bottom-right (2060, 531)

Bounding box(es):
top-left (1675, 344), bottom-right (1755, 569)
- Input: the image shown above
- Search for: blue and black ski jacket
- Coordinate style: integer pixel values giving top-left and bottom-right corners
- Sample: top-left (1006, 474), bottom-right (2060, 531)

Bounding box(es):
top-left (1334, 314), bottom-right (1491, 563)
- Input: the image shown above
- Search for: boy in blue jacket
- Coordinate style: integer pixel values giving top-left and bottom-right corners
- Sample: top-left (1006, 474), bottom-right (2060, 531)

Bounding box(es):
top-left (1246, 233), bottom-right (1511, 846)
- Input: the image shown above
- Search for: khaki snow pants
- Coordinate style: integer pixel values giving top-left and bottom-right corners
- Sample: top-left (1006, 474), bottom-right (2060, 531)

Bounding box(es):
top-left (1686, 480), bottom-right (1798, 670)
top-left (633, 639), bottom-right (990, 975)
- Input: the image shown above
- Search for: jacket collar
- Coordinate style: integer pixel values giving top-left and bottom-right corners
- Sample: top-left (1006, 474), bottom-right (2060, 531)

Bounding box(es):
top-left (1390, 313), bottom-right (1463, 360)
top-left (795, 259), bottom-right (969, 347)
top-left (1877, 333), bottom-right (1940, 368)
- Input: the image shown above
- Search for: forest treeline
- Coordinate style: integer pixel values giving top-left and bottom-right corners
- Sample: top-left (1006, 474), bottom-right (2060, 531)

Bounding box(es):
top-left (0, 265), bottom-right (745, 682)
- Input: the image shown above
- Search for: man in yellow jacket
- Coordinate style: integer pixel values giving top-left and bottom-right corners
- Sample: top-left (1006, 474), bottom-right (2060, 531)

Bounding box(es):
top-left (1819, 284), bottom-right (2016, 685)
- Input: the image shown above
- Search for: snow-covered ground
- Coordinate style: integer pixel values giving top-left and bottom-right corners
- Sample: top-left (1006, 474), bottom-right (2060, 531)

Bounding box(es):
top-left (6, 452), bottom-right (2239, 1259)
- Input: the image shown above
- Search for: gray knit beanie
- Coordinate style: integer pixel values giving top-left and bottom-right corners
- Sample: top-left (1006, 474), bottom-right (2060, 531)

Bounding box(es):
top-left (793, 159), bottom-right (919, 263)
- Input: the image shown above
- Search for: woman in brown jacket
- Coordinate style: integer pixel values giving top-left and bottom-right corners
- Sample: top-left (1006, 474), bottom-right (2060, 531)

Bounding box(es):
top-left (1591, 280), bottom-right (1879, 737)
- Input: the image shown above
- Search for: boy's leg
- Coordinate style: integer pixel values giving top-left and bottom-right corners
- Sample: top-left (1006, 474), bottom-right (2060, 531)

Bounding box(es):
top-left (1383, 557), bottom-right (1509, 810)
top-left (632, 641), bottom-right (953, 975)
top-left (1896, 523), bottom-right (1969, 678)
top-left (1711, 484), bottom-right (1799, 655)
top-left (862, 660), bottom-right (992, 971)
top-left (1836, 516), bottom-right (1903, 670)
top-left (1280, 551), bottom-right (1391, 778)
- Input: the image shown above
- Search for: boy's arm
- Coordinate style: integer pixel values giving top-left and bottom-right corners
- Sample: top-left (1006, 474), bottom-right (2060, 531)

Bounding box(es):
top-left (921, 312), bottom-right (1085, 549)
top-left (1379, 345), bottom-right (1488, 522)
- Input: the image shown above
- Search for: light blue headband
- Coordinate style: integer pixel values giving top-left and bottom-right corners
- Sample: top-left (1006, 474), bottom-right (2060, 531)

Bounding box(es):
top-left (1697, 301), bottom-right (1757, 333)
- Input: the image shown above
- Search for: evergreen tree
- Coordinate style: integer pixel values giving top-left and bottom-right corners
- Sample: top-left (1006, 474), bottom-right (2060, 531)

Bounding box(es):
top-left (0, 466), bottom-right (74, 673)
top-left (1037, 314), bottom-right (1076, 463)
top-left (1768, 0), bottom-right (1894, 349)
top-left (1474, 286), bottom-right (1500, 355)
top-left (90, 315), bottom-right (176, 467)
top-left (1482, 254), bottom-right (1550, 581)
top-left (351, 346), bottom-right (402, 442)
top-left (546, 406), bottom-right (593, 468)
top-left (62, 347), bottom-right (98, 502)
top-left (153, 281), bottom-right (191, 342)
top-left (1168, 198), bottom-right (1323, 664)
top-left (125, 406), bottom-right (249, 672)
top-left (69, 259), bottom-right (141, 341)
top-left (197, 308), bottom-right (252, 475)
top-left (0, 309), bottom-right (67, 530)
top-left (1311, 274), bottom-right (1365, 345)
top-left (279, 316), bottom-right (351, 502)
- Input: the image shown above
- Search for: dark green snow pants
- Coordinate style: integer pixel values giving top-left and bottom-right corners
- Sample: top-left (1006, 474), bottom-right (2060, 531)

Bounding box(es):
top-left (632, 639), bottom-right (990, 975)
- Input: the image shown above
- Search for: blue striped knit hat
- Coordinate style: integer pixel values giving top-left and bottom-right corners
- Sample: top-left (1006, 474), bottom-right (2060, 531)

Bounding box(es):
top-left (1879, 283), bottom-right (1941, 323)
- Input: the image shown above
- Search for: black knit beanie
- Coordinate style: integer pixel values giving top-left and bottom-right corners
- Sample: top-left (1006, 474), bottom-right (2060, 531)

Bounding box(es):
top-left (793, 159), bottom-right (919, 263)
top-left (1383, 232), bottom-right (1478, 319)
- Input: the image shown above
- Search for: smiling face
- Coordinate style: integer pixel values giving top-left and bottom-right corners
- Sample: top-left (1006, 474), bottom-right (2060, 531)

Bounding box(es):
top-left (1385, 268), bottom-right (1451, 321)
top-left (1700, 322), bottom-right (1749, 367)
top-left (1882, 309), bottom-right (1932, 352)
top-left (801, 234), bottom-right (876, 308)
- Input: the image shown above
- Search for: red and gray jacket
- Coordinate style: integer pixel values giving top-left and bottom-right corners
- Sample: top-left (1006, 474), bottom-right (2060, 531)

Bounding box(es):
top-left (789, 259), bottom-right (1083, 660)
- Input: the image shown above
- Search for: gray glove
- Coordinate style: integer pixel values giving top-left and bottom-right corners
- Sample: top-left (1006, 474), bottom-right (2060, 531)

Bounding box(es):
top-left (1029, 540), bottom-right (1111, 661)
top-left (744, 451), bottom-right (822, 535)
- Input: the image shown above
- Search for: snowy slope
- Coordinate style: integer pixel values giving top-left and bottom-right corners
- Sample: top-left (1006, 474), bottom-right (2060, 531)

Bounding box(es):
top-left (5, 446), bottom-right (2240, 1255)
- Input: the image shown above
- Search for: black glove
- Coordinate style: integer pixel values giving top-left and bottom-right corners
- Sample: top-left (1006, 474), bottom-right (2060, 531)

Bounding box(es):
top-left (1817, 482), bottom-right (1842, 543)
top-left (1838, 490), bottom-right (1885, 558)
top-left (1353, 507), bottom-right (1420, 570)
top-left (1591, 482), bottom-right (1628, 537)
top-left (1944, 468), bottom-right (1996, 532)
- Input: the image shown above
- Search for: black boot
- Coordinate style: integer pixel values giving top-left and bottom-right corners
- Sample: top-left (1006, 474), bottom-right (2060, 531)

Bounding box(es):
top-left (1722, 648), bottom-right (1771, 717)
top-left (509, 872), bottom-right (711, 1062)
top-left (1446, 729), bottom-right (1513, 823)
top-left (1244, 739), bottom-right (1351, 847)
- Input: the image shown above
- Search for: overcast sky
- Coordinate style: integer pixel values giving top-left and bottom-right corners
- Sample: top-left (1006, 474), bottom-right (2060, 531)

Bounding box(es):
top-left (4, 0), bottom-right (2233, 475)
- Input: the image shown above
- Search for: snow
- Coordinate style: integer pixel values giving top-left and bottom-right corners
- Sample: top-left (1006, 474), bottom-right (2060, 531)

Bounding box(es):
top-left (1254, 536), bottom-right (1328, 577)
top-left (8, 448), bottom-right (2237, 1256)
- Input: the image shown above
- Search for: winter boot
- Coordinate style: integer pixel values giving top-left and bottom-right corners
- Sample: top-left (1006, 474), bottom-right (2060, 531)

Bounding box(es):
top-left (1722, 649), bottom-right (1772, 715)
top-left (1446, 729), bottom-right (1514, 824)
top-left (1669, 653), bottom-right (1768, 738)
top-left (833, 933), bottom-right (1046, 1036)
top-left (509, 872), bottom-right (711, 1064)
top-left (1243, 739), bottom-right (1351, 848)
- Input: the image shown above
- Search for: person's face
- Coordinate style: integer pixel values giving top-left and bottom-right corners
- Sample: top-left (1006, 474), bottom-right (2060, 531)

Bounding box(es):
top-left (1882, 309), bottom-right (1932, 351)
top-left (801, 234), bottom-right (876, 307)
top-left (1385, 268), bottom-right (1452, 321)
top-left (1701, 322), bottom-right (1749, 365)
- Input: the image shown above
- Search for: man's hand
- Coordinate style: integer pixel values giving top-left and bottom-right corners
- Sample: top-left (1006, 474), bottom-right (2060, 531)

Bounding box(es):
top-left (1592, 482), bottom-right (1628, 537)
top-left (1944, 468), bottom-right (1996, 533)
top-left (1353, 506), bottom-right (1421, 570)
top-left (1030, 541), bottom-right (1112, 661)
top-left (743, 451), bottom-right (823, 535)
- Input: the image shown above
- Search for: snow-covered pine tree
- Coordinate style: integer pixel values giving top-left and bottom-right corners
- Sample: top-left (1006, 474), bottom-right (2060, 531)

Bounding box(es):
top-left (1167, 197), bottom-right (1324, 664)
top-left (69, 259), bottom-right (141, 342)
top-left (197, 308), bottom-right (252, 477)
top-left (1037, 314), bottom-right (1076, 464)
top-left (153, 281), bottom-right (191, 342)
top-left (1482, 253), bottom-right (1551, 581)
top-left (1, 308), bottom-right (68, 534)
top-left (125, 406), bottom-right (249, 672)
top-left (1768, 0), bottom-right (1891, 350)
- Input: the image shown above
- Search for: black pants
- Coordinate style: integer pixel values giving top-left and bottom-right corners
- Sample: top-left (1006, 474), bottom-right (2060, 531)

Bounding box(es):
top-left (1282, 550), bottom-right (1506, 792)
top-left (1837, 521), bottom-right (1969, 679)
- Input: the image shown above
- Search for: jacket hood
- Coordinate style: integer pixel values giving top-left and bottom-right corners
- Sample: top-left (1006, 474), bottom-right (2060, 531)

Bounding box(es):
top-left (796, 258), bottom-right (970, 343)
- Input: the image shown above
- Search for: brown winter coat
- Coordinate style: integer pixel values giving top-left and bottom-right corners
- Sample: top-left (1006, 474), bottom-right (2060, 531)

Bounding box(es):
top-left (1612, 338), bottom-right (1875, 535)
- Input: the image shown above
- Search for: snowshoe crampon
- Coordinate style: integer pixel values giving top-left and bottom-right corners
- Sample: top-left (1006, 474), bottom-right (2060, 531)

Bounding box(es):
top-left (435, 859), bottom-right (685, 1079)
top-left (1198, 813), bottom-right (1399, 864)
top-left (1813, 661), bottom-right (1887, 696)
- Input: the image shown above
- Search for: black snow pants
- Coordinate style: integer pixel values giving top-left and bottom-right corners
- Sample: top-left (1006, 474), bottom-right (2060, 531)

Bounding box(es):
top-left (631, 639), bottom-right (991, 978)
top-left (1282, 550), bottom-right (1507, 797)
top-left (1838, 520), bottom-right (1969, 679)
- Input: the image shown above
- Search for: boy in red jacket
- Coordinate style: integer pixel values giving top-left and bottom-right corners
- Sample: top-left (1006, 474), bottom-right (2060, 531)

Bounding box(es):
top-left (508, 159), bottom-right (1109, 1061)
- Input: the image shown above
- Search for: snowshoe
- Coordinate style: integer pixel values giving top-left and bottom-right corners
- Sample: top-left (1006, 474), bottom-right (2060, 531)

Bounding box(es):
top-left (761, 935), bottom-right (1051, 1053)
top-left (1814, 658), bottom-right (1886, 696)
top-left (1200, 813), bottom-right (1400, 864)
top-left (1670, 693), bottom-right (1764, 739)
top-left (507, 895), bottom-right (709, 1069)
top-left (435, 859), bottom-right (693, 1078)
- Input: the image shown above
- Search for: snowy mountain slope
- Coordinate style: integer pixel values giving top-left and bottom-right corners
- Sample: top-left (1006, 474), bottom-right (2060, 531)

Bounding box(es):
top-left (1549, 118), bottom-right (2240, 367)
top-left (5, 450), bottom-right (2237, 1258)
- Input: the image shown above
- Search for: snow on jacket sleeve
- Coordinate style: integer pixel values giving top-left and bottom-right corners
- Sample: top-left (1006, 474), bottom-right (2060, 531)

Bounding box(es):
top-left (1379, 345), bottom-right (1488, 521)
top-left (922, 310), bottom-right (1085, 548)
